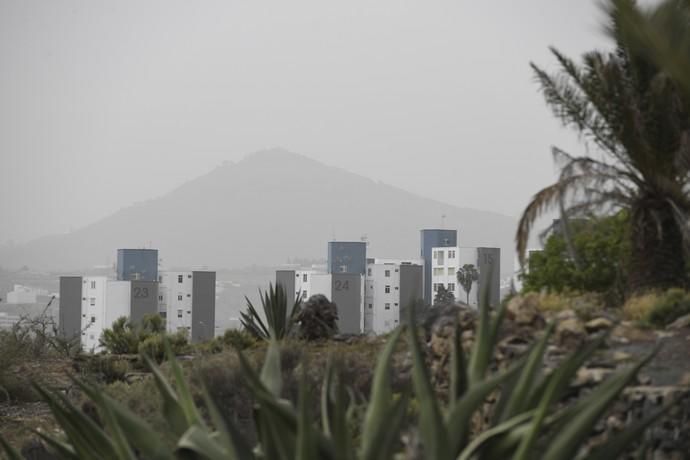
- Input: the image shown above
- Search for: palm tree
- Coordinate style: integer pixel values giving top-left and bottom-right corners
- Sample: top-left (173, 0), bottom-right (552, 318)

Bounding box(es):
top-left (517, 0), bottom-right (690, 293)
top-left (457, 264), bottom-right (479, 305)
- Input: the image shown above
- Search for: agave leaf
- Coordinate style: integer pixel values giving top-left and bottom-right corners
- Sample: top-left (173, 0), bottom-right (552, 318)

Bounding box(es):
top-left (587, 402), bottom-right (670, 460)
top-left (446, 356), bottom-right (526, 455)
top-left (468, 269), bottom-right (504, 387)
top-left (165, 338), bottom-right (206, 428)
top-left (32, 384), bottom-right (115, 458)
top-left (407, 313), bottom-right (450, 459)
top-left (296, 367), bottom-right (319, 460)
top-left (541, 345), bottom-right (660, 460)
top-left (457, 411), bottom-right (535, 460)
top-left (321, 361), bottom-right (336, 436)
top-left (177, 425), bottom-right (231, 460)
top-left (513, 331), bottom-right (609, 460)
top-left (201, 388), bottom-right (255, 460)
top-left (30, 430), bottom-right (79, 460)
top-left (260, 339), bottom-right (283, 397)
top-left (143, 354), bottom-right (191, 437)
top-left (0, 435), bottom-right (23, 460)
top-left (361, 327), bottom-right (403, 458)
top-left (450, 322), bottom-right (468, 404)
top-left (71, 376), bottom-right (171, 460)
top-left (92, 392), bottom-right (138, 460)
top-left (329, 369), bottom-right (354, 460)
top-left (496, 323), bottom-right (555, 422)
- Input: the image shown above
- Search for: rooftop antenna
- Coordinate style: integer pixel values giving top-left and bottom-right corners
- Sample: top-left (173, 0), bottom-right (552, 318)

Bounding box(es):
top-left (360, 234), bottom-right (369, 247)
top-left (441, 214), bottom-right (446, 229)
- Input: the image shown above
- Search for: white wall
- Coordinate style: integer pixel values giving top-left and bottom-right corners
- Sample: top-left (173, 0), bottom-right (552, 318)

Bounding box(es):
top-left (431, 246), bottom-right (480, 307)
top-left (105, 281), bottom-right (131, 328)
top-left (81, 276), bottom-right (108, 351)
top-left (364, 262), bottom-right (402, 334)
top-left (161, 271), bottom-right (194, 337)
top-left (309, 274), bottom-right (332, 300)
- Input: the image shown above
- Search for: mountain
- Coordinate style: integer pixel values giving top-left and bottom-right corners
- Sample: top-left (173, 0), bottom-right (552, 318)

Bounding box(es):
top-left (0, 149), bottom-right (517, 275)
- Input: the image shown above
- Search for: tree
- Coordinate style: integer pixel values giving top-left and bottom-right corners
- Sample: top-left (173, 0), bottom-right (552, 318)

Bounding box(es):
top-left (456, 264), bottom-right (479, 305)
top-left (433, 284), bottom-right (455, 306)
top-left (295, 294), bottom-right (338, 340)
top-left (517, 1), bottom-right (690, 293)
top-left (522, 212), bottom-right (630, 300)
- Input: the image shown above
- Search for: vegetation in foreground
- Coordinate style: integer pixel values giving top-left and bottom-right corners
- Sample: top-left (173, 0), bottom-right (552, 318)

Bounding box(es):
top-left (0, 289), bottom-right (670, 459)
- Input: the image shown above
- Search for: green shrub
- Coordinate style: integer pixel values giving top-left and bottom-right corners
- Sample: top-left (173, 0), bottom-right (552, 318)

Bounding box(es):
top-left (522, 212), bottom-right (629, 303)
top-left (296, 294), bottom-right (338, 340)
top-left (138, 331), bottom-right (190, 363)
top-left (222, 329), bottom-right (256, 350)
top-left (100, 317), bottom-right (140, 354)
top-left (645, 289), bottom-right (690, 327)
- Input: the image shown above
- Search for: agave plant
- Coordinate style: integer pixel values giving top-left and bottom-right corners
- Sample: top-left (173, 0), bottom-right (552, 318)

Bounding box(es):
top-left (240, 283), bottom-right (301, 341)
top-left (0, 284), bottom-right (669, 459)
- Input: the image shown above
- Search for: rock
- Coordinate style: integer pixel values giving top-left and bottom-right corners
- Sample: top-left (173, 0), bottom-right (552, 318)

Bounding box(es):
top-left (667, 313), bottom-right (690, 330)
top-left (506, 295), bottom-right (541, 325)
top-left (585, 317), bottom-right (614, 333)
top-left (575, 367), bottom-right (612, 386)
top-left (611, 351), bottom-right (632, 363)
top-left (680, 372), bottom-right (690, 386)
top-left (555, 316), bottom-right (586, 348)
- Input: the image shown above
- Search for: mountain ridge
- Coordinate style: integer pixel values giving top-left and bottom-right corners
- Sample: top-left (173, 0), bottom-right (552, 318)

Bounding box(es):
top-left (0, 148), bottom-right (517, 275)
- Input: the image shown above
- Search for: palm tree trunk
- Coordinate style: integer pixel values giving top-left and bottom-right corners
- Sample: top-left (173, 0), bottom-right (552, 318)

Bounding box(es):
top-left (628, 199), bottom-right (686, 292)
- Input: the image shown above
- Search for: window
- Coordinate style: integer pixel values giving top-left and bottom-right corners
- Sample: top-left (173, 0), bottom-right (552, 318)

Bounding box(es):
top-left (178, 295), bottom-right (183, 301)
top-left (394, 303), bottom-right (398, 307)
top-left (178, 275), bottom-right (183, 283)
top-left (395, 286), bottom-right (399, 290)
top-left (302, 290), bottom-right (308, 299)
top-left (384, 270), bottom-right (391, 277)
top-left (90, 280), bottom-right (96, 289)
top-left (177, 309), bottom-right (183, 318)
top-left (385, 285), bottom-right (391, 293)
top-left (448, 267), bottom-right (455, 276)
top-left (433, 250), bottom-right (437, 258)
top-left (433, 267), bottom-right (444, 276)
top-left (367, 268), bottom-right (372, 276)
top-left (160, 312), bottom-right (167, 318)
top-left (89, 297), bottom-right (96, 306)
top-left (159, 276), bottom-right (163, 282)
top-left (395, 269), bottom-right (399, 273)
top-left (303, 274), bottom-right (308, 282)
top-left (368, 304), bottom-right (373, 309)
top-left (187, 293), bottom-right (191, 298)
top-left (385, 303), bottom-right (391, 310)
top-left (448, 283), bottom-right (455, 291)
top-left (90, 316), bottom-right (96, 323)
top-left (188, 274), bottom-right (192, 279)
top-left (433, 283), bottom-right (439, 292)
top-left (89, 334), bottom-right (94, 341)
top-left (158, 295), bottom-right (163, 301)
top-left (449, 250), bottom-right (456, 259)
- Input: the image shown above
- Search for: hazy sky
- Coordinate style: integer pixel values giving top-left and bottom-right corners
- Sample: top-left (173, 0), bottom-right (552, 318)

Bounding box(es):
top-left (1, 0), bottom-right (619, 245)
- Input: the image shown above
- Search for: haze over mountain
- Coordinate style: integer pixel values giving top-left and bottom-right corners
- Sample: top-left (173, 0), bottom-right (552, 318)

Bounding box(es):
top-left (0, 149), bottom-right (516, 276)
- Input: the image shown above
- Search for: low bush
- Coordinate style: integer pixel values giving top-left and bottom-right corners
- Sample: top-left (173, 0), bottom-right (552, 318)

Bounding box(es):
top-left (137, 331), bottom-right (190, 363)
top-left (296, 294), bottom-right (339, 340)
top-left (222, 328), bottom-right (257, 350)
top-left (624, 289), bottom-right (690, 327)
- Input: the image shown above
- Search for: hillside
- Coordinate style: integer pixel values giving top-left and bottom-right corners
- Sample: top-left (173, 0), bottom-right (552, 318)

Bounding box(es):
top-left (0, 149), bottom-right (517, 275)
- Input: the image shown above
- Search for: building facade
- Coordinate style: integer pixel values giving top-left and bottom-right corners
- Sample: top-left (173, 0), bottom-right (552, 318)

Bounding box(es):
top-left (59, 276), bottom-right (131, 351)
top-left (158, 271), bottom-right (216, 342)
top-left (117, 248), bottom-right (159, 282)
top-left (364, 258), bottom-right (423, 334)
top-left (420, 229), bottom-right (458, 305)
top-left (328, 241), bottom-right (367, 275)
top-left (430, 246), bottom-right (500, 308)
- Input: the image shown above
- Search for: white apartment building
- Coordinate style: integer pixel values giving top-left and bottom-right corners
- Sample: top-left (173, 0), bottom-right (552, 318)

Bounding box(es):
top-left (159, 271), bottom-right (194, 335)
top-left (158, 271), bottom-right (216, 342)
top-left (364, 258), bottom-right (423, 334)
top-left (79, 277), bottom-right (130, 351)
top-left (431, 246), bottom-right (501, 308)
